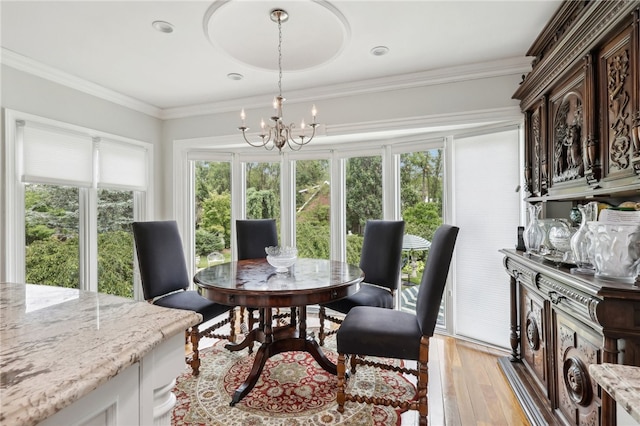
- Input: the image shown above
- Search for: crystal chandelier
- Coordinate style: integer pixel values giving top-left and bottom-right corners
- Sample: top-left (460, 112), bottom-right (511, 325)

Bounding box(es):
top-left (238, 9), bottom-right (318, 152)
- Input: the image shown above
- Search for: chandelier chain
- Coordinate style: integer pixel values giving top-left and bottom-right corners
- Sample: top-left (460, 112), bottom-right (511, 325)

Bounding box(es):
top-left (277, 16), bottom-right (283, 97)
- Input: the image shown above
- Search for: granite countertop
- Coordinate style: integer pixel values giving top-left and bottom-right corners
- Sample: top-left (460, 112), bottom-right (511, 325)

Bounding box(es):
top-left (589, 363), bottom-right (640, 423)
top-left (0, 282), bottom-right (201, 426)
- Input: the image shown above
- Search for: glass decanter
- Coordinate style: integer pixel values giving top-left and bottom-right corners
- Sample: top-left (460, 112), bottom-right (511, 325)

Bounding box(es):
top-left (523, 203), bottom-right (544, 255)
top-left (569, 202), bottom-right (597, 274)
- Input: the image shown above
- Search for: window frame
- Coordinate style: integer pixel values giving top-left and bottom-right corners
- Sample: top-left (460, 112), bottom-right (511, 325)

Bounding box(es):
top-left (2, 109), bottom-right (153, 299)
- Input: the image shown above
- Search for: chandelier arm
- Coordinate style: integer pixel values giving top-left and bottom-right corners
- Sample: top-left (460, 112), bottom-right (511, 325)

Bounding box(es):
top-left (288, 123), bottom-right (318, 147)
top-left (240, 128), bottom-right (272, 149)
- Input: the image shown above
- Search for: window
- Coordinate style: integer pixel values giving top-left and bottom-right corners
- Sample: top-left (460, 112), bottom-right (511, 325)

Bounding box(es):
top-left (345, 155), bottom-right (382, 264)
top-left (25, 184), bottom-right (80, 288)
top-left (97, 188), bottom-right (134, 298)
top-left (246, 161), bottom-right (280, 221)
top-left (399, 149), bottom-right (444, 324)
top-left (295, 159), bottom-right (330, 259)
top-left (194, 161), bottom-right (231, 269)
top-left (176, 121), bottom-right (521, 344)
top-left (452, 128), bottom-right (520, 347)
top-left (3, 110), bottom-right (152, 297)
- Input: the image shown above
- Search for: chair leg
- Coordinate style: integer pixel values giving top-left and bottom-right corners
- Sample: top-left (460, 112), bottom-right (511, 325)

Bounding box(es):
top-left (228, 308), bottom-right (236, 343)
top-left (417, 336), bottom-right (430, 426)
top-left (337, 353), bottom-right (347, 413)
top-left (350, 352), bottom-right (358, 375)
top-left (319, 306), bottom-right (326, 346)
top-left (239, 306), bottom-right (248, 334)
top-left (189, 326), bottom-right (201, 376)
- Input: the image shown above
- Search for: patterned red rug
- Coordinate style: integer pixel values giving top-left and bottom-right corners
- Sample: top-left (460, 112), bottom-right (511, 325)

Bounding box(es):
top-left (172, 337), bottom-right (416, 425)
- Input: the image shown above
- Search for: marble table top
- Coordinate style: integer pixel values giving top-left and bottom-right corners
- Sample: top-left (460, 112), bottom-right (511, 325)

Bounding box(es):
top-left (0, 282), bottom-right (201, 426)
top-left (589, 363), bottom-right (640, 424)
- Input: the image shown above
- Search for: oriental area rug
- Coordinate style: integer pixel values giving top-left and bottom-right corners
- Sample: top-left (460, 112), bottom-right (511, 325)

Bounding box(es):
top-left (172, 336), bottom-right (416, 425)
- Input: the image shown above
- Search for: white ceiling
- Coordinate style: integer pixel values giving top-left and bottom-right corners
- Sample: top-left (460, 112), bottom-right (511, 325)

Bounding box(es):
top-left (1, 0), bottom-right (562, 117)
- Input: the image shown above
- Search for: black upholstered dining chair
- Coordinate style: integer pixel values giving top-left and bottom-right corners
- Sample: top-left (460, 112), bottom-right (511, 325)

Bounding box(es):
top-left (318, 219), bottom-right (405, 345)
top-left (236, 219), bottom-right (280, 338)
top-left (132, 220), bottom-right (235, 376)
top-left (336, 224), bottom-right (459, 426)
top-left (236, 219), bottom-right (278, 261)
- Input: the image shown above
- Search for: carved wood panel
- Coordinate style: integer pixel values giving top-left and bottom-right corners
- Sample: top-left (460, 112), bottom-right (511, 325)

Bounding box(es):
top-left (521, 287), bottom-right (549, 397)
top-left (525, 101), bottom-right (547, 197)
top-left (554, 310), bottom-right (602, 426)
top-left (548, 66), bottom-right (587, 189)
top-left (633, 9), bottom-right (640, 176)
top-left (599, 26), bottom-right (639, 180)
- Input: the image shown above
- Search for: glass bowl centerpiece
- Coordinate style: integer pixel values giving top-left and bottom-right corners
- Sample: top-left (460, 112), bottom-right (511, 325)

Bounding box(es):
top-left (265, 246), bottom-right (298, 273)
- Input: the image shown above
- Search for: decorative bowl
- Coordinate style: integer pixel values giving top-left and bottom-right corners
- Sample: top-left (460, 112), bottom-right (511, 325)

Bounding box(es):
top-left (265, 246), bottom-right (297, 273)
top-left (587, 222), bottom-right (640, 283)
top-left (548, 221), bottom-right (575, 254)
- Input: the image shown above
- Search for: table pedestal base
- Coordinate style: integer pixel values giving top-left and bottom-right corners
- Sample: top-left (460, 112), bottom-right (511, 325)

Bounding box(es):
top-left (225, 306), bottom-right (336, 406)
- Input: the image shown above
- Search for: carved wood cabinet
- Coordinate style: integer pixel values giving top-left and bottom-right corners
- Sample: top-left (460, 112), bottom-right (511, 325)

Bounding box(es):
top-left (516, 1), bottom-right (640, 202)
top-left (500, 250), bottom-right (640, 426)
top-left (504, 2), bottom-right (640, 425)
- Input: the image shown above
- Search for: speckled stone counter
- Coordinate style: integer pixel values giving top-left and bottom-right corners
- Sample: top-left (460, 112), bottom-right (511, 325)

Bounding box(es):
top-left (589, 363), bottom-right (640, 424)
top-left (0, 282), bottom-right (201, 426)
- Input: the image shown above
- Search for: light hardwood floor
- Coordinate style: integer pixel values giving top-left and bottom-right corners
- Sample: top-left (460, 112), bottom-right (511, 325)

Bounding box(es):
top-left (400, 334), bottom-right (530, 426)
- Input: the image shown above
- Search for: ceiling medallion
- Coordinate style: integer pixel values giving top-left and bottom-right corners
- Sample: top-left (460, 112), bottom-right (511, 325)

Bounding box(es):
top-left (238, 9), bottom-right (319, 152)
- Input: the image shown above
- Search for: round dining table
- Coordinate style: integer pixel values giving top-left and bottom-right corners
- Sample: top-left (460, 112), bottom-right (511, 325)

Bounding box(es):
top-left (194, 257), bottom-right (364, 406)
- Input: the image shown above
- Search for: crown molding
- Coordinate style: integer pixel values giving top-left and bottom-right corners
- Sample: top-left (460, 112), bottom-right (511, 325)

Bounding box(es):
top-left (2, 47), bottom-right (531, 122)
top-left (324, 106), bottom-right (523, 136)
top-left (161, 56), bottom-right (533, 120)
top-left (1, 48), bottom-right (163, 118)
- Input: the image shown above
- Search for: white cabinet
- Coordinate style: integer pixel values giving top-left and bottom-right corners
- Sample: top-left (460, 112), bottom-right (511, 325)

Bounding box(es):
top-left (38, 333), bottom-right (185, 426)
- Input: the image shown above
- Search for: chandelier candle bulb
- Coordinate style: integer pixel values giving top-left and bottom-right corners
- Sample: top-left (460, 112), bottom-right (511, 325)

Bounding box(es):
top-left (240, 109), bottom-right (246, 127)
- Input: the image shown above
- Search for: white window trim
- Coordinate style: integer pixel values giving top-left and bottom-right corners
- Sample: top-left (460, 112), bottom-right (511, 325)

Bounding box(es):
top-left (2, 109), bottom-right (154, 299)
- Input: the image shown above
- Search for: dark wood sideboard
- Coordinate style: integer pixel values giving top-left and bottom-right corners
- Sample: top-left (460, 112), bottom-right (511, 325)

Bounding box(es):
top-left (504, 2), bottom-right (640, 424)
top-left (499, 250), bottom-right (640, 426)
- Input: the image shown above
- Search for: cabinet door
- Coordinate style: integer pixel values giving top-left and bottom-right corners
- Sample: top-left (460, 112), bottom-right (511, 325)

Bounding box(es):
top-left (548, 63), bottom-right (589, 191)
top-left (521, 286), bottom-right (549, 398)
top-left (599, 25), bottom-right (639, 181)
top-left (554, 309), bottom-right (602, 426)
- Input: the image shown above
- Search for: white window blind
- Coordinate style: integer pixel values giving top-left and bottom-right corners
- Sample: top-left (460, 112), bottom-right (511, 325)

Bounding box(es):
top-left (452, 128), bottom-right (520, 348)
top-left (97, 139), bottom-right (148, 190)
top-left (21, 123), bottom-right (94, 187)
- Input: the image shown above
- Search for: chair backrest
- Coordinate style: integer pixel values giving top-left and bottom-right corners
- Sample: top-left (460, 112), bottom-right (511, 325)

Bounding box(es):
top-left (132, 220), bottom-right (190, 300)
top-left (359, 220), bottom-right (405, 291)
top-left (236, 219), bottom-right (278, 260)
top-left (416, 224), bottom-right (459, 337)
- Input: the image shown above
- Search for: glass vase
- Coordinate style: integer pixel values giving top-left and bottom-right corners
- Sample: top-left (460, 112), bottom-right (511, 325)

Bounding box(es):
top-left (570, 202), bottom-right (597, 274)
top-left (523, 203), bottom-right (544, 255)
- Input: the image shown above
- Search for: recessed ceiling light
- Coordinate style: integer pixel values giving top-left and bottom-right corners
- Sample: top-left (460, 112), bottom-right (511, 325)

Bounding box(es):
top-left (152, 21), bottom-right (174, 34)
top-left (227, 73), bottom-right (244, 81)
top-left (370, 46), bottom-right (389, 56)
